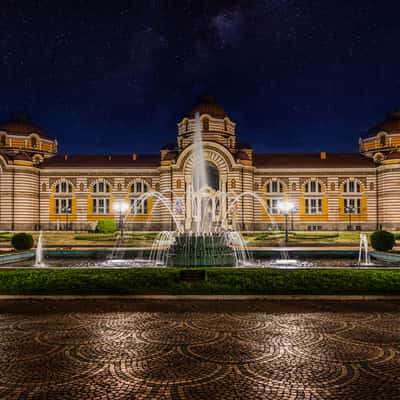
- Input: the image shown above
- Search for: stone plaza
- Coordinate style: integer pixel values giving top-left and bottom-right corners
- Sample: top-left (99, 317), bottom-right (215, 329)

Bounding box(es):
top-left (0, 300), bottom-right (400, 399)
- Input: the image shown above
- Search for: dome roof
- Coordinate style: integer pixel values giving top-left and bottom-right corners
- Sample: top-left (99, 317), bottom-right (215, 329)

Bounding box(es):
top-left (367, 111), bottom-right (400, 137)
top-left (236, 150), bottom-right (251, 161)
top-left (186, 96), bottom-right (228, 119)
top-left (0, 114), bottom-right (52, 140)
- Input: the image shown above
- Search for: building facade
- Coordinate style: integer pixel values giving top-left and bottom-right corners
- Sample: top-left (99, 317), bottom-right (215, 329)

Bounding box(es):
top-left (0, 97), bottom-right (400, 232)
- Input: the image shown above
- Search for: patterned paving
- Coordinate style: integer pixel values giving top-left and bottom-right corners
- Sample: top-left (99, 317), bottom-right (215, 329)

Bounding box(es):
top-left (1, 300), bottom-right (400, 399)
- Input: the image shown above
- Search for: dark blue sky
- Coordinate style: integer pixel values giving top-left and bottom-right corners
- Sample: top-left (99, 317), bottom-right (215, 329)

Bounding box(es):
top-left (1, 0), bottom-right (399, 154)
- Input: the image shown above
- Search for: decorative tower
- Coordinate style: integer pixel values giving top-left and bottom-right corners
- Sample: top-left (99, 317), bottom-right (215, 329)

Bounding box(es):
top-left (360, 110), bottom-right (400, 230)
top-left (0, 114), bottom-right (57, 230)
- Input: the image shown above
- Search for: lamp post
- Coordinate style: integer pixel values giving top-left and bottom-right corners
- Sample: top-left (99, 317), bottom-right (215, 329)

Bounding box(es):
top-left (62, 205), bottom-right (71, 231)
top-left (277, 200), bottom-right (295, 243)
top-left (113, 201), bottom-right (129, 240)
top-left (345, 205), bottom-right (355, 231)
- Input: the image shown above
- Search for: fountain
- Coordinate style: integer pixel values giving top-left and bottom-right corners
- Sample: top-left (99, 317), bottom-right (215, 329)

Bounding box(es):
top-left (34, 231), bottom-right (46, 267)
top-left (142, 112), bottom-right (244, 267)
top-left (358, 233), bottom-right (372, 266)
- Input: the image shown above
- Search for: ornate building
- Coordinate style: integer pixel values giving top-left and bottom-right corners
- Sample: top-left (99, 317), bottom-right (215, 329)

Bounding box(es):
top-left (0, 97), bottom-right (399, 231)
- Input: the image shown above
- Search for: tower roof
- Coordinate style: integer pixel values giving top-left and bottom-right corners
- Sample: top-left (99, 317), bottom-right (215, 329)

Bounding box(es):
top-left (366, 111), bottom-right (400, 137)
top-left (0, 114), bottom-right (52, 140)
top-left (186, 96), bottom-right (228, 119)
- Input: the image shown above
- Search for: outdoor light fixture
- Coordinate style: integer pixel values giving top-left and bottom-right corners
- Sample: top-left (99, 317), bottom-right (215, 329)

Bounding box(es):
top-left (113, 201), bottom-right (129, 239)
top-left (61, 205), bottom-right (72, 231)
top-left (277, 200), bottom-right (296, 243)
top-left (345, 204), bottom-right (355, 231)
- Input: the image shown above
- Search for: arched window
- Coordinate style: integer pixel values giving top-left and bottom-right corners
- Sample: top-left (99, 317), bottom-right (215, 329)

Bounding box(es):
top-left (304, 180), bottom-right (322, 193)
top-left (185, 120), bottom-right (189, 132)
top-left (343, 179), bottom-right (361, 193)
top-left (0, 134), bottom-right (6, 146)
top-left (131, 180), bottom-right (148, 194)
top-left (342, 179), bottom-right (362, 215)
top-left (130, 180), bottom-right (150, 214)
top-left (92, 180), bottom-right (111, 214)
top-left (231, 179), bottom-right (236, 189)
top-left (205, 161), bottom-right (219, 190)
top-left (304, 180), bottom-right (323, 215)
top-left (266, 180), bottom-right (284, 193)
top-left (93, 181), bottom-right (110, 193)
top-left (379, 133), bottom-right (386, 147)
top-left (55, 181), bottom-right (73, 193)
top-left (176, 179), bottom-right (182, 189)
top-left (31, 136), bottom-right (38, 149)
top-left (203, 117), bottom-right (209, 132)
top-left (54, 180), bottom-right (73, 215)
top-left (291, 182), bottom-right (296, 192)
top-left (224, 120), bottom-right (228, 131)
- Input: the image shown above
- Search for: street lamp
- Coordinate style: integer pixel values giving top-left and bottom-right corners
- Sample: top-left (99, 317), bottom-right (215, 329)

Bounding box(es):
top-left (345, 205), bottom-right (355, 231)
top-left (62, 205), bottom-right (72, 231)
top-left (277, 200), bottom-right (296, 243)
top-left (113, 200), bottom-right (129, 239)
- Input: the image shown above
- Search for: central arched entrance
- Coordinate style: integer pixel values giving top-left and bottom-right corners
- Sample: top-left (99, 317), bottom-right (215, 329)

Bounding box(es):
top-left (179, 143), bottom-right (234, 231)
top-left (205, 160), bottom-right (219, 191)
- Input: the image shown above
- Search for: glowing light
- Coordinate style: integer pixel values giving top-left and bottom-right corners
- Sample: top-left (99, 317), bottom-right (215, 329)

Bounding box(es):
top-left (113, 200), bottom-right (129, 213)
top-left (277, 200), bottom-right (295, 215)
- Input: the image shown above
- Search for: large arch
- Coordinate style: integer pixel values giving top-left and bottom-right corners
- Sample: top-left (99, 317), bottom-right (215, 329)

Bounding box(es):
top-left (176, 141), bottom-right (236, 178)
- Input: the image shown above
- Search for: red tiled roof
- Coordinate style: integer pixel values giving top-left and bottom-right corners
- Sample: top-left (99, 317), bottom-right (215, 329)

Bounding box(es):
top-left (42, 154), bottom-right (160, 168)
top-left (253, 153), bottom-right (375, 168)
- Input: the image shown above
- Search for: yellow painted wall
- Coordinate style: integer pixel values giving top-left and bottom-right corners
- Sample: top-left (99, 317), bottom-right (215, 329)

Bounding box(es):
top-left (299, 195), bottom-right (329, 221)
top-left (338, 196), bottom-right (367, 221)
top-left (48, 195), bottom-right (77, 221)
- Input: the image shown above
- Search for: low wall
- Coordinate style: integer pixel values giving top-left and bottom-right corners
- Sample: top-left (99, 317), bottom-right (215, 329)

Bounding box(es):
top-left (0, 251), bottom-right (35, 265)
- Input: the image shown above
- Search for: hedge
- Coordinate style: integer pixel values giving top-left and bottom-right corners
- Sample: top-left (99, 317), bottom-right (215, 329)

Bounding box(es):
top-left (0, 268), bottom-right (400, 295)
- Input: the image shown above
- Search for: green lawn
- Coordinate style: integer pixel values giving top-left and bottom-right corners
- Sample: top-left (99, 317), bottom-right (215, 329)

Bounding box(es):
top-left (243, 231), bottom-right (371, 245)
top-left (0, 268), bottom-right (399, 295)
top-left (0, 231), bottom-right (397, 248)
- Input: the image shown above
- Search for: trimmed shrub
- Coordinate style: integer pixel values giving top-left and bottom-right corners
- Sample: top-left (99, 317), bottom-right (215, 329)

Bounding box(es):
top-left (11, 232), bottom-right (34, 251)
top-left (370, 230), bottom-right (395, 252)
top-left (95, 219), bottom-right (117, 234)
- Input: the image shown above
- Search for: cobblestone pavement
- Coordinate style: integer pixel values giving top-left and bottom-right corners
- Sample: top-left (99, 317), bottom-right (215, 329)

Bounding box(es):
top-left (1, 300), bottom-right (400, 400)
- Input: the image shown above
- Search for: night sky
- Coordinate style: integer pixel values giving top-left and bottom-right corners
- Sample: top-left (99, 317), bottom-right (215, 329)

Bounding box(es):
top-left (1, 0), bottom-right (400, 155)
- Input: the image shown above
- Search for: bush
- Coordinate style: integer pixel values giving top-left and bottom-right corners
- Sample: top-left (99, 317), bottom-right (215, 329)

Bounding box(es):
top-left (95, 219), bottom-right (117, 234)
top-left (370, 230), bottom-right (395, 252)
top-left (11, 232), bottom-right (34, 251)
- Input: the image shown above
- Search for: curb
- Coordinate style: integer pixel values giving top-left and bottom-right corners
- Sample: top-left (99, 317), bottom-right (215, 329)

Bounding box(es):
top-left (1, 295), bottom-right (400, 301)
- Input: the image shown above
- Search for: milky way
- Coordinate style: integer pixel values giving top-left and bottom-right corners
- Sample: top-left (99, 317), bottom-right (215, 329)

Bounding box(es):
top-left (0, 0), bottom-right (399, 154)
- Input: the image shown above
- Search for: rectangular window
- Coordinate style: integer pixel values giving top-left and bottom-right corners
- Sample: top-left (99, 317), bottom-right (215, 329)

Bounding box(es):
top-left (92, 198), bottom-right (110, 214)
top-left (55, 198), bottom-right (72, 214)
top-left (305, 198), bottom-right (322, 214)
top-left (344, 198), bottom-right (361, 214)
top-left (131, 198), bottom-right (148, 215)
top-left (267, 198), bottom-right (281, 215)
